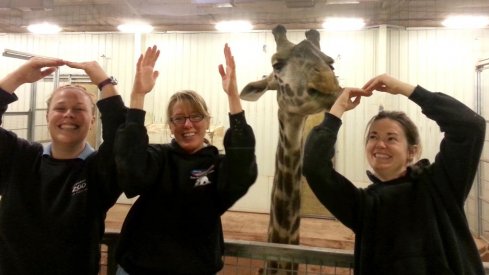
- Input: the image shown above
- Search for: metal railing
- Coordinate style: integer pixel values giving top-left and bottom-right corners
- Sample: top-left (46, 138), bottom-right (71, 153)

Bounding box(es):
top-left (221, 239), bottom-right (353, 274)
top-left (101, 234), bottom-right (489, 275)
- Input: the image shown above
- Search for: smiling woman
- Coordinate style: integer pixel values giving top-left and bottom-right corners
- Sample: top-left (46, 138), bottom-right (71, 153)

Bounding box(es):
top-left (302, 74), bottom-right (486, 274)
top-left (0, 57), bottom-right (126, 275)
top-left (113, 44), bottom-right (258, 275)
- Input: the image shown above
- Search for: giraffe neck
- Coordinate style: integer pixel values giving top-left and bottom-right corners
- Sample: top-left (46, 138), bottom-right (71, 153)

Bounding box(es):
top-left (268, 111), bottom-right (306, 245)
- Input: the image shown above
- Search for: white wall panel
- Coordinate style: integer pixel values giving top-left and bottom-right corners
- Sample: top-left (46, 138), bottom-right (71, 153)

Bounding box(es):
top-left (1, 32), bottom-right (135, 104)
top-left (2, 27), bottom-right (489, 214)
top-left (141, 30), bottom-right (379, 212)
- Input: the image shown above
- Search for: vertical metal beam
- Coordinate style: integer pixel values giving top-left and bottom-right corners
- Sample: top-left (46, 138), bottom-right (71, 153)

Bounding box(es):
top-left (475, 59), bottom-right (489, 239)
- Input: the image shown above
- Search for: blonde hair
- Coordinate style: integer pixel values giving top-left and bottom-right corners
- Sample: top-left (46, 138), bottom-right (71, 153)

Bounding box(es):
top-left (46, 84), bottom-right (96, 116)
top-left (166, 90), bottom-right (210, 124)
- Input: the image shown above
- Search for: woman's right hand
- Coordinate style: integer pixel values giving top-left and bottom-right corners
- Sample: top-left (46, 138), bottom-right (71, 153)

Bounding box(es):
top-left (0, 57), bottom-right (65, 93)
top-left (329, 87), bottom-right (370, 118)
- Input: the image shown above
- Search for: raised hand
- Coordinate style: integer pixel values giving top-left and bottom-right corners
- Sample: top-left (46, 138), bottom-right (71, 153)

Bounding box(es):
top-left (64, 60), bottom-right (109, 87)
top-left (65, 60), bottom-right (118, 99)
top-left (362, 73), bottom-right (415, 97)
top-left (0, 57), bottom-right (65, 93)
top-left (129, 45), bottom-right (160, 109)
top-left (218, 43), bottom-right (238, 97)
top-left (329, 87), bottom-right (370, 118)
top-left (132, 45), bottom-right (160, 97)
top-left (218, 43), bottom-right (242, 114)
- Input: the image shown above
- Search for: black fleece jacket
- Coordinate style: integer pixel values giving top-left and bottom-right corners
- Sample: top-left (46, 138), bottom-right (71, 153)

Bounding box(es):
top-left (114, 108), bottom-right (258, 275)
top-left (0, 89), bottom-right (124, 275)
top-left (303, 86), bottom-right (486, 275)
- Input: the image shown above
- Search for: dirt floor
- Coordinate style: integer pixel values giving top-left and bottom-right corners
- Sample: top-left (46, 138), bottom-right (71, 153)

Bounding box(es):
top-left (105, 203), bottom-right (356, 250)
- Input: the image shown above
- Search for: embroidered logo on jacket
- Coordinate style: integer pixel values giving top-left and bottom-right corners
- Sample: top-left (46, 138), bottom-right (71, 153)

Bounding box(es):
top-left (190, 165), bottom-right (215, 187)
top-left (72, 180), bottom-right (88, 195)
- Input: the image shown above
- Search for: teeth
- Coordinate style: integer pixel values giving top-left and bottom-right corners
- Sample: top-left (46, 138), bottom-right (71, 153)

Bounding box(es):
top-left (374, 153), bottom-right (390, 159)
top-left (183, 132), bottom-right (195, 137)
top-left (60, 124), bottom-right (77, 129)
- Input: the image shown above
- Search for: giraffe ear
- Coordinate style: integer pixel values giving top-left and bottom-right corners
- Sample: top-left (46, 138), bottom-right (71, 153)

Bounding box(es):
top-left (240, 73), bottom-right (277, 101)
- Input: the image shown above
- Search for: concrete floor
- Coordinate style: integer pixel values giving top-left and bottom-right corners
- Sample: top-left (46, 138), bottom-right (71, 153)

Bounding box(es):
top-left (102, 203), bottom-right (489, 274)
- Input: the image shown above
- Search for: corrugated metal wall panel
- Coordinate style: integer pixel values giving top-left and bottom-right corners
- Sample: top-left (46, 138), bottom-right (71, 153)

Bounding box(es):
top-left (1, 27), bottom-right (489, 214)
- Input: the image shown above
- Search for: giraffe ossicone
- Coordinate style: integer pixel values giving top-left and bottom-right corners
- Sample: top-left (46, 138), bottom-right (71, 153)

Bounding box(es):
top-left (240, 24), bottom-right (342, 273)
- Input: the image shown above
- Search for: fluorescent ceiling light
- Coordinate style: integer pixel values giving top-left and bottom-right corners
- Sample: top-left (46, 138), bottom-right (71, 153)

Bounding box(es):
top-left (322, 17), bottom-right (365, 31)
top-left (117, 22), bottom-right (154, 33)
top-left (442, 15), bottom-right (489, 29)
top-left (326, 0), bottom-right (360, 4)
top-left (27, 22), bottom-right (61, 34)
top-left (215, 20), bottom-right (253, 32)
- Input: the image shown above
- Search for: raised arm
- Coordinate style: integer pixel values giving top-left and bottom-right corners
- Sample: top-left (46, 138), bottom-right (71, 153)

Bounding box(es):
top-left (215, 43), bottom-right (257, 211)
top-left (410, 86), bottom-right (484, 204)
top-left (303, 88), bottom-right (369, 231)
top-left (114, 45), bottom-right (161, 197)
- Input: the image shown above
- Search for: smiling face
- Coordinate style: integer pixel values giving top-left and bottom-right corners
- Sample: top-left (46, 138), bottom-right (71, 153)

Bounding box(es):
top-left (167, 91), bottom-right (210, 154)
top-left (365, 118), bottom-right (417, 181)
top-left (46, 86), bottom-right (95, 149)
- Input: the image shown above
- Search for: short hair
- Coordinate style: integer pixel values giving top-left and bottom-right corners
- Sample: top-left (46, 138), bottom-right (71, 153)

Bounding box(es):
top-left (46, 84), bottom-right (96, 116)
top-left (166, 90), bottom-right (210, 124)
top-left (365, 110), bottom-right (422, 160)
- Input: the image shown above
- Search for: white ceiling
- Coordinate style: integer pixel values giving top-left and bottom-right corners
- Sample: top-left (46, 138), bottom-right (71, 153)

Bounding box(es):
top-left (0, 0), bottom-right (488, 33)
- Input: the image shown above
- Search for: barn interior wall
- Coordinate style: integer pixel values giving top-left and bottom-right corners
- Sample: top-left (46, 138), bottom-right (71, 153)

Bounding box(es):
top-left (1, 26), bottom-right (488, 216)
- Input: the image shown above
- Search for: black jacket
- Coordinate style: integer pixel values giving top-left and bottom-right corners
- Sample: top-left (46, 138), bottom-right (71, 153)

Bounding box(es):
top-left (0, 89), bottom-right (124, 275)
top-left (303, 86), bottom-right (486, 275)
top-left (114, 109), bottom-right (258, 274)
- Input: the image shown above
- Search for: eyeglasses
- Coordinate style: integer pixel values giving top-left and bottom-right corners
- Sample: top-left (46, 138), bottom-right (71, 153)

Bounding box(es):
top-left (170, 114), bottom-right (205, 125)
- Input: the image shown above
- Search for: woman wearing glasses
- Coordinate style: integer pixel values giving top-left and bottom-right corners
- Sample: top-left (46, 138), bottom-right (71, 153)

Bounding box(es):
top-left (114, 43), bottom-right (257, 275)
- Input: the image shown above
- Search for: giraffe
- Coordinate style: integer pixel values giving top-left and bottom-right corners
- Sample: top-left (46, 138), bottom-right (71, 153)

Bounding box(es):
top-left (240, 25), bottom-right (342, 273)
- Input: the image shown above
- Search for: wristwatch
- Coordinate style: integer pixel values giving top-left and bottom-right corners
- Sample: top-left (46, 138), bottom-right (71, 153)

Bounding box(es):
top-left (97, 76), bottom-right (118, 91)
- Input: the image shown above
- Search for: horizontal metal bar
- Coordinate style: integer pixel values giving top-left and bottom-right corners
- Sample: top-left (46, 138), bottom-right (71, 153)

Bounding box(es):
top-left (3, 112), bottom-right (29, 116)
top-left (224, 239), bottom-right (354, 267)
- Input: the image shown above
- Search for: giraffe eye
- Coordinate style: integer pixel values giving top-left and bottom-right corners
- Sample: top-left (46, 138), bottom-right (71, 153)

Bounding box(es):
top-left (272, 61), bottom-right (285, 72)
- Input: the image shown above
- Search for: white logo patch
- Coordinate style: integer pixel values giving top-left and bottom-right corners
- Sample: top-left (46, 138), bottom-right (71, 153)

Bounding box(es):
top-left (72, 180), bottom-right (87, 195)
top-left (190, 165), bottom-right (215, 187)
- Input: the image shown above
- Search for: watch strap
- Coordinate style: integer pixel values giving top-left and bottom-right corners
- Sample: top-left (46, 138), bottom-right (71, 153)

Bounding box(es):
top-left (97, 77), bottom-right (117, 90)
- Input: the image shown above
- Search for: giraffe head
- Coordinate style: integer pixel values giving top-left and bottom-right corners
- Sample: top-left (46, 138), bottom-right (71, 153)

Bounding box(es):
top-left (241, 25), bottom-right (341, 115)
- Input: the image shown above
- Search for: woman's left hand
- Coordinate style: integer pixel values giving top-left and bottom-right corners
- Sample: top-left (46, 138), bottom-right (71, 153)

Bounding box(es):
top-left (218, 43), bottom-right (238, 97)
top-left (133, 45), bottom-right (160, 96)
